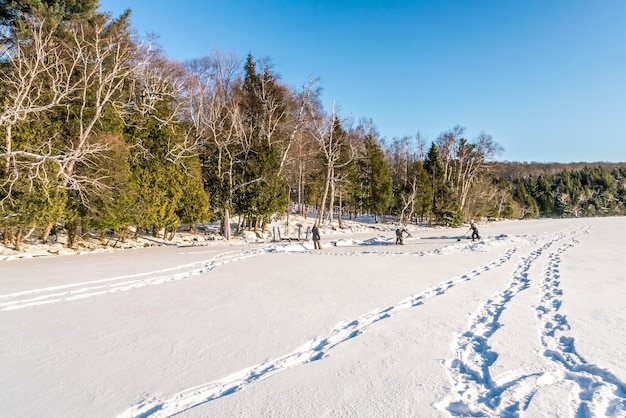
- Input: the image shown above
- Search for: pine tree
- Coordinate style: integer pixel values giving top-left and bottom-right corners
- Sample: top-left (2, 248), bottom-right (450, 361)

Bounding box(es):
top-left (1, 0), bottom-right (98, 29)
top-left (124, 95), bottom-right (210, 239)
top-left (234, 54), bottom-right (288, 229)
top-left (513, 180), bottom-right (539, 218)
top-left (362, 135), bottom-right (392, 220)
top-left (535, 173), bottom-right (555, 215)
top-left (413, 160), bottom-right (433, 222)
top-left (424, 142), bottom-right (462, 225)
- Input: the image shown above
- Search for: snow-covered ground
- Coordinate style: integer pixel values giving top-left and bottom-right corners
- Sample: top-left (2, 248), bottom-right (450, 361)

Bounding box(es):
top-left (1, 217), bottom-right (625, 417)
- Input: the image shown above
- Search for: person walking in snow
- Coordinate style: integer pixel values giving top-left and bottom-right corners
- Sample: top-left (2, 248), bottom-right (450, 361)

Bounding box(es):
top-left (395, 228), bottom-right (409, 245)
top-left (311, 224), bottom-right (321, 249)
top-left (470, 220), bottom-right (481, 241)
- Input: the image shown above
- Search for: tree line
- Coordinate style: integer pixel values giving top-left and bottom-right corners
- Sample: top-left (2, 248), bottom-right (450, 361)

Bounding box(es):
top-left (2, 2), bottom-right (625, 250)
top-left (506, 165), bottom-right (626, 219)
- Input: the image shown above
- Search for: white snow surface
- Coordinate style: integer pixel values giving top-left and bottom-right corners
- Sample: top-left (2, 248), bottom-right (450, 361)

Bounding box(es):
top-left (1, 217), bottom-right (626, 417)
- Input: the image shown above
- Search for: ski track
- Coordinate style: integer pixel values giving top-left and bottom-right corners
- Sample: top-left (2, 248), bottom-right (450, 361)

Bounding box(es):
top-left (438, 225), bottom-right (626, 417)
top-left (116, 242), bottom-right (524, 417)
top-left (0, 234), bottom-right (522, 312)
top-left (0, 249), bottom-right (266, 311)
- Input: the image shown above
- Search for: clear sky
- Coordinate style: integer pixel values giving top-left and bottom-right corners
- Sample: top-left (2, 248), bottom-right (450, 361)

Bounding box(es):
top-left (97, 0), bottom-right (626, 163)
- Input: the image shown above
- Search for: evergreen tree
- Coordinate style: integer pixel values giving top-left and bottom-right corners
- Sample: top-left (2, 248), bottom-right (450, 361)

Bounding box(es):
top-left (362, 135), bottom-right (392, 219)
top-left (1, 0), bottom-right (98, 28)
top-left (0, 175), bottom-right (66, 249)
top-left (424, 143), bottom-right (442, 213)
top-left (424, 142), bottom-right (462, 225)
top-left (554, 169), bottom-right (581, 216)
top-left (413, 160), bottom-right (433, 222)
top-left (535, 173), bottom-right (555, 215)
top-left (234, 54), bottom-right (288, 229)
top-left (124, 97), bottom-right (210, 238)
top-left (85, 135), bottom-right (136, 243)
top-left (513, 179), bottom-right (539, 218)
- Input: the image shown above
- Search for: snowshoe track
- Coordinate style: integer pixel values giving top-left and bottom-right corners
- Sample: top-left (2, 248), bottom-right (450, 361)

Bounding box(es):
top-left (0, 249), bottom-right (266, 311)
top-left (437, 224), bottom-right (626, 417)
top-left (117, 240), bottom-right (522, 417)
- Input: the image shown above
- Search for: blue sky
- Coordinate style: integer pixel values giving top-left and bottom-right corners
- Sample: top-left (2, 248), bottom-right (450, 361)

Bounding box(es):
top-left (98, 1), bottom-right (626, 163)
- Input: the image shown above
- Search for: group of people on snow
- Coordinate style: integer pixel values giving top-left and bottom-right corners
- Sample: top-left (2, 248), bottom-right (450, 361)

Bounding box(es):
top-left (307, 220), bottom-right (480, 249)
top-left (395, 220), bottom-right (480, 245)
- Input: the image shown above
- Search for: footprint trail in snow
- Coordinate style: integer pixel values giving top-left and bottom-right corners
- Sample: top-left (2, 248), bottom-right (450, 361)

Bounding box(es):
top-left (437, 225), bottom-right (626, 417)
top-left (117, 241), bottom-right (523, 417)
top-left (0, 249), bottom-right (266, 311)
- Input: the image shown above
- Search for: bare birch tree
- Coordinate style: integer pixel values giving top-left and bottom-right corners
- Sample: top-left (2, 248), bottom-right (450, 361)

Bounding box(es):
top-left (388, 136), bottom-right (421, 223)
top-left (306, 101), bottom-right (355, 225)
top-left (183, 50), bottom-right (243, 233)
top-left (56, 13), bottom-right (139, 196)
top-left (0, 9), bottom-right (146, 246)
top-left (0, 13), bottom-right (76, 208)
top-left (434, 126), bottom-right (503, 218)
top-left (454, 132), bottom-right (503, 217)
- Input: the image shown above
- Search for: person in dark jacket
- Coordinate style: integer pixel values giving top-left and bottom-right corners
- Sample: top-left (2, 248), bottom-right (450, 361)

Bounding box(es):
top-left (470, 220), bottom-right (481, 241)
top-left (312, 224), bottom-right (321, 249)
top-left (395, 228), bottom-right (409, 245)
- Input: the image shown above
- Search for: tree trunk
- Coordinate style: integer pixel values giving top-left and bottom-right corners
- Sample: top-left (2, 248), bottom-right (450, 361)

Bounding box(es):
top-left (21, 227), bottom-right (35, 241)
top-left (338, 191), bottom-right (343, 229)
top-left (80, 218), bottom-right (88, 239)
top-left (14, 226), bottom-right (23, 251)
top-left (66, 222), bottom-right (76, 248)
top-left (298, 166), bottom-right (303, 214)
top-left (327, 172), bottom-right (336, 225)
top-left (318, 164), bottom-right (333, 225)
top-left (42, 222), bottom-right (54, 244)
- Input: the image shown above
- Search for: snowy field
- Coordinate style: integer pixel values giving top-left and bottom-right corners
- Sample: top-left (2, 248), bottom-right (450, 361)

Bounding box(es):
top-left (1, 217), bottom-right (626, 417)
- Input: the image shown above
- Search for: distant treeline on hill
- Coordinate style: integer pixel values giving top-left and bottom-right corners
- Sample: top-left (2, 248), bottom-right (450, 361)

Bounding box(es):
top-left (494, 161), bottom-right (626, 178)
top-left (491, 162), bottom-right (626, 219)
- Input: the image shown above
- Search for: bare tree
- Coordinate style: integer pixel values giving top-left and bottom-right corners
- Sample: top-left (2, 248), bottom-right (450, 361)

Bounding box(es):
top-left (387, 136), bottom-right (421, 223)
top-left (56, 14), bottom-right (140, 196)
top-left (278, 76), bottom-right (323, 224)
top-left (126, 42), bottom-right (201, 171)
top-left (183, 50), bottom-right (243, 215)
top-left (278, 76), bottom-right (319, 176)
top-left (0, 14), bottom-right (76, 207)
top-left (0, 10), bottom-right (149, 247)
top-left (434, 125), bottom-right (504, 218)
top-left (306, 101), bottom-right (355, 225)
top-left (256, 58), bottom-right (288, 149)
top-left (2, 13), bottom-right (142, 200)
top-left (436, 124), bottom-right (465, 184)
